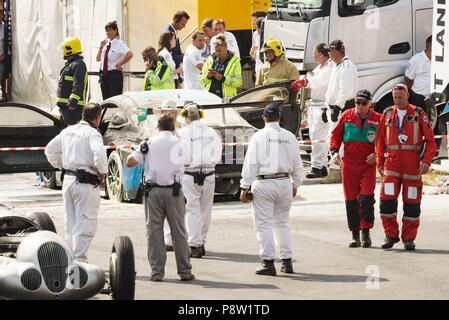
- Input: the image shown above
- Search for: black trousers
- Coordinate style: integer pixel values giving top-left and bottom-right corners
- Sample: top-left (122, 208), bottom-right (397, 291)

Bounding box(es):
top-left (409, 92), bottom-right (427, 110)
top-left (60, 106), bottom-right (83, 126)
top-left (100, 70), bottom-right (123, 100)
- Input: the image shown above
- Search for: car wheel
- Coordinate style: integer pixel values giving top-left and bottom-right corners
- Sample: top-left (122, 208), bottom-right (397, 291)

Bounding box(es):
top-left (32, 212), bottom-right (56, 233)
top-left (41, 171), bottom-right (57, 189)
top-left (109, 236), bottom-right (135, 300)
top-left (106, 151), bottom-right (124, 202)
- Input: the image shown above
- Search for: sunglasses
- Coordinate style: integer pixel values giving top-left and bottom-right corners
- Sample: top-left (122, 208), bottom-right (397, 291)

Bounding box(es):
top-left (392, 85), bottom-right (408, 91)
top-left (356, 101), bottom-right (368, 106)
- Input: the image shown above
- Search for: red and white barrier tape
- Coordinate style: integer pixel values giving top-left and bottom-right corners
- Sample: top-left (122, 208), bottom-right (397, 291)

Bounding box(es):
top-left (1, 135), bottom-right (447, 152)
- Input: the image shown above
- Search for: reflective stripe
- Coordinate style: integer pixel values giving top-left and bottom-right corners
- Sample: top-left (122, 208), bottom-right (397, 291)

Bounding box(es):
top-left (384, 170), bottom-right (400, 178)
top-left (403, 216), bottom-right (420, 222)
top-left (387, 145), bottom-right (420, 150)
top-left (78, 100), bottom-right (86, 106)
top-left (57, 98), bottom-right (69, 103)
top-left (266, 77), bottom-right (288, 83)
top-left (381, 212), bottom-right (397, 218)
top-left (70, 94), bottom-right (80, 101)
top-left (413, 110), bottom-right (419, 145)
top-left (386, 110), bottom-right (391, 146)
top-left (387, 145), bottom-right (399, 150)
top-left (403, 174), bottom-right (421, 181)
top-left (64, 76), bottom-right (74, 81)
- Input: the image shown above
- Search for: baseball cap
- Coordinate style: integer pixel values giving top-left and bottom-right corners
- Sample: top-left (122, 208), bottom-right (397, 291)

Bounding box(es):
top-left (356, 89), bottom-right (372, 102)
top-left (263, 104), bottom-right (280, 119)
top-left (183, 103), bottom-right (200, 118)
top-left (325, 40), bottom-right (345, 52)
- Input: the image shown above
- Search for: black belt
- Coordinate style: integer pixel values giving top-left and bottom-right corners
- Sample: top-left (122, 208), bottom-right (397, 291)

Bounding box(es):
top-left (184, 171), bottom-right (215, 186)
top-left (257, 173), bottom-right (290, 180)
top-left (144, 182), bottom-right (181, 197)
top-left (64, 169), bottom-right (100, 187)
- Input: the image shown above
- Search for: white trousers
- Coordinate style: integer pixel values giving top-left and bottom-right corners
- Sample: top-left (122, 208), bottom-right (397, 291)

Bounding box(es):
top-left (251, 178), bottom-right (293, 260)
top-left (182, 174), bottom-right (215, 247)
top-left (326, 109), bottom-right (344, 170)
top-left (62, 176), bottom-right (100, 262)
top-left (307, 103), bottom-right (329, 169)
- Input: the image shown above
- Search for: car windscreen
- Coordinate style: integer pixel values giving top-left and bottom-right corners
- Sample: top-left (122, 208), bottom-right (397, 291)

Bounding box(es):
top-left (0, 106), bottom-right (54, 126)
top-left (231, 86), bottom-right (290, 104)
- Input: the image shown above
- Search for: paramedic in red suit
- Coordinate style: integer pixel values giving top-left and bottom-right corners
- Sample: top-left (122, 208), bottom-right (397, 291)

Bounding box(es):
top-left (375, 84), bottom-right (436, 251)
top-left (330, 89), bottom-right (381, 248)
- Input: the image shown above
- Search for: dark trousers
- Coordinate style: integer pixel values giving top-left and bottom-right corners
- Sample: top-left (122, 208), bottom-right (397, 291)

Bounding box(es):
top-left (409, 93), bottom-right (426, 110)
top-left (100, 70), bottom-right (123, 100)
top-left (60, 106), bottom-right (83, 126)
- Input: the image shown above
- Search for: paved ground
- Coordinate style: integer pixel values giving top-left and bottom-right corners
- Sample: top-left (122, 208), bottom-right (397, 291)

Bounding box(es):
top-left (1, 171), bottom-right (449, 300)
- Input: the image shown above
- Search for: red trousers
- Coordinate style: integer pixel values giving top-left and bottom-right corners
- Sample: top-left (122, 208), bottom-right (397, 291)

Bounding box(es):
top-left (342, 160), bottom-right (376, 231)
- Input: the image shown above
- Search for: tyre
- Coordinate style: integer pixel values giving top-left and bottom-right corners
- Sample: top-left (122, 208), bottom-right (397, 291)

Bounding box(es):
top-left (106, 151), bottom-right (124, 202)
top-left (109, 236), bottom-right (135, 300)
top-left (40, 171), bottom-right (57, 189)
top-left (32, 212), bottom-right (57, 233)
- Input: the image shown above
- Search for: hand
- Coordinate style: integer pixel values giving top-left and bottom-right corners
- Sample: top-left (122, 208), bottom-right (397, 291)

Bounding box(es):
top-left (68, 105), bottom-right (77, 111)
top-left (420, 162), bottom-right (430, 175)
top-left (240, 189), bottom-right (249, 203)
top-left (377, 166), bottom-right (384, 177)
top-left (100, 39), bottom-right (108, 49)
top-left (99, 174), bottom-right (106, 184)
top-left (174, 67), bottom-right (183, 75)
top-left (366, 153), bottom-right (377, 165)
top-left (116, 64), bottom-right (124, 71)
top-left (292, 188), bottom-right (297, 198)
top-left (290, 78), bottom-right (309, 91)
top-left (207, 69), bottom-right (215, 79)
top-left (0, 55), bottom-right (5, 62)
top-left (214, 72), bottom-right (223, 81)
top-left (321, 108), bottom-right (328, 123)
top-left (330, 106), bottom-right (341, 123)
top-left (332, 153), bottom-right (341, 166)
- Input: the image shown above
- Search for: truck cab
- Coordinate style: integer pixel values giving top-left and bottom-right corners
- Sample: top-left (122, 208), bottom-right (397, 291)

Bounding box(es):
top-left (264, 0), bottom-right (433, 113)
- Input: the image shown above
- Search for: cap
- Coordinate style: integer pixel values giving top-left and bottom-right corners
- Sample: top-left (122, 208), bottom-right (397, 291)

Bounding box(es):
top-left (325, 40), bottom-right (345, 52)
top-left (182, 103), bottom-right (200, 118)
top-left (356, 89), bottom-right (372, 102)
top-left (153, 100), bottom-right (179, 114)
top-left (263, 104), bottom-right (281, 119)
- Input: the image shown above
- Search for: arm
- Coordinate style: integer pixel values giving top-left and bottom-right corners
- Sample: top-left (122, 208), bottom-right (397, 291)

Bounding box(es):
top-left (96, 39), bottom-right (107, 62)
top-left (45, 135), bottom-right (63, 170)
top-left (404, 76), bottom-right (414, 94)
top-left (126, 156), bottom-right (140, 168)
top-left (290, 138), bottom-right (303, 190)
top-left (116, 50), bottom-right (134, 71)
top-left (199, 58), bottom-right (213, 87)
top-left (308, 66), bottom-right (332, 91)
top-left (374, 114), bottom-right (387, 175)
top-left (223, 59), bottom-right (242, 88)
top-left (289, 64), bottom-right (300, 81)
top-left (240, 136), bottom-right (259, 190)
top-left (255, 66), bottom-right (264, 87)
top-left (404, 58), bottom-right (417, 93)
top-left (419, 111), bottom-right (437, 168)
top-left (335, 68), bottom-right (357, 109)
top-left (126, 148), bottom-right (145, 168)
top-left (68, 61), bottom-right (87, 109)
top-left (90, 132), bottom-right (108, 175)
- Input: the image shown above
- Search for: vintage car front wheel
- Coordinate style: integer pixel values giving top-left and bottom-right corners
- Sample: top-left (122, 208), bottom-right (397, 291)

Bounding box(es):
top-left (106, 151), bottom-right (124, 202)
top-left (31, 212), bottom-right (56, 233)
top-left (109, 236), bottom-right (135, 300)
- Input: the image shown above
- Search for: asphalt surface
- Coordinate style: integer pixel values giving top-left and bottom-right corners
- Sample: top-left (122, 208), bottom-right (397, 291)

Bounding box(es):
top-left (1, 170), bottom-right (449, 301)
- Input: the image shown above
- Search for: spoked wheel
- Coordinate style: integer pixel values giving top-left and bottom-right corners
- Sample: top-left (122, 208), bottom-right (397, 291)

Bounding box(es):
top-left (109, 236), bottom-right (135, 300)
top-left (106, 151), bottom-right (124, 202)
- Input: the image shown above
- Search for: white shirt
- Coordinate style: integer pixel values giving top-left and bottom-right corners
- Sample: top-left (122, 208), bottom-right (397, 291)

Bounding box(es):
top-left (131, 131), bottom-right (190, 185)
top-left (45, 121), bottom-right (108, 175)
top-left (159, 47), bottom-right (176, 72)
top-left (240, 122), bottom-right (303, 189)
top-left (210, 31), bottom-right (240, 58)
top-left (179, 120), bottom-right (222, 171)
top-left (397, 109), bottom-right (408, 127)
top-left (325, 56), bottom-right (358, 109)
top-left (183, 44), bottom-right (206, 90)
top-left (307, 59), bottom-right (333, 103)
top-left (100, 38), bottom-right (130, 72)
top-left (405, 51), bottom-right (431, 96)
top-left (252, 31), bottom-right (263, 75)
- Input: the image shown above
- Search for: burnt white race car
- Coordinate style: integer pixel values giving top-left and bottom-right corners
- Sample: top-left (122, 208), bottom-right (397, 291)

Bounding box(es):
top-left (0, 204), bottom-right (135, 300)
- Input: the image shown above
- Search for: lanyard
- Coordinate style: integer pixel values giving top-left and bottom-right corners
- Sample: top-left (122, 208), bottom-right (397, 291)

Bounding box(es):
top-left (355, 109), bottom-right (370, 127)
top-left (394, 112), bottom-right (406, 134)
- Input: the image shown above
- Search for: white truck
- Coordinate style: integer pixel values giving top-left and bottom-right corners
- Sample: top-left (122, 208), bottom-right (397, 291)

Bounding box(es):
top-left (263, 0), bottom-right (435, 139)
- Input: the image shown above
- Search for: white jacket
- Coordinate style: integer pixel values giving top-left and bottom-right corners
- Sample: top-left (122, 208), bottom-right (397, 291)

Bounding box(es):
top-left (307, 59), bottom-right (334, 103)
top-left (240, 122), bottom-right (303, 189)
top-left (325, 56), bottom-right (358, 109)
top-left (45, 121), bottom-right (108, 175)
top-left (179, 120), bottom-right (222, 170)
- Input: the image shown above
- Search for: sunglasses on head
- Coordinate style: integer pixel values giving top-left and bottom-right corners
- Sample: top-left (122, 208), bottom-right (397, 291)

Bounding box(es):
top-left (392, 85), bottom-right (408, 91)
top-left (356, 101), bottom-right (368, 106)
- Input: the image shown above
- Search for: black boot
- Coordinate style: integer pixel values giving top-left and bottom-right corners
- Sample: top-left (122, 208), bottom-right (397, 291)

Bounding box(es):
top-left (306, 167), bottom-right (324, 179)
top-left (381, 236), bottom-right (400, 249)
top-left (321, 166), bottom-right (328, 177)
top-left (256, 259), bottom-right (276, 276)
top-left (349, 230), bottom-right (361, 248)
top-left (361, 229), bottom-right (372, 248)
top-left (404, 240), bottom-right (416, 250)
top-left (280, 258), bottom-right (293, 274)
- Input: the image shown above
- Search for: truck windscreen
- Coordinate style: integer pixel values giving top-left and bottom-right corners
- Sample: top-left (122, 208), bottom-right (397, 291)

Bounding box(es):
top-left (268, 0), bottom-right (330, 22)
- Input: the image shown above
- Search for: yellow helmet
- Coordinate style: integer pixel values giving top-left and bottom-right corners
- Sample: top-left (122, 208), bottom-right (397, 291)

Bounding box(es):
top-left (61, 37), bottom-right (82, 58)
top-left (261, 38), bottom-right (284, 57)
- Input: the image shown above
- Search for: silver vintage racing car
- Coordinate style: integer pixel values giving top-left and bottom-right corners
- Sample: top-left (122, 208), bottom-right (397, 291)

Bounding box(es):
top-left (0, 203), bottom-right (135, 300)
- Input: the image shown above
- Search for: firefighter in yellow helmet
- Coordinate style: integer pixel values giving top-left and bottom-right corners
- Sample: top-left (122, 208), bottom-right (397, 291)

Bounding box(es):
top-left (255, 38), bottom-right (299, 87)
top-left (57, 37), bottom-right (88, 125)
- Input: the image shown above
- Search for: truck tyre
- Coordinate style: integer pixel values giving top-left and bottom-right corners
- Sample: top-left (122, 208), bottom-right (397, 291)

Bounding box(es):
top-left (109, 236), bottom-right (135, 300)
top-left (32, 212), bottom-right (57, 233)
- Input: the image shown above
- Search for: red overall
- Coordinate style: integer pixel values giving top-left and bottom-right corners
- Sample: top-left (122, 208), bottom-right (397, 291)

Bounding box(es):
top-left (375, 104), bottom-right (436, 241)
top-left (331, 109), bottom-right (381, 231)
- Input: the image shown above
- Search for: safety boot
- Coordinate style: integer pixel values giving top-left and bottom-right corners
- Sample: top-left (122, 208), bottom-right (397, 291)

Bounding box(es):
top-left (404, 240), bottom-right (416, 251)
top-left (306, 167), bottom-right (324, 179)
top-left (190, 246), bottom-right (203, 258)
top-left (349, 230), bottom-right (361, 248)
top-left (361, 229), bottom-right (372, 248)
top-left (381, 236), bottom-right (400, 249)
top-left (320, 168), bottom-right (342, 184)
top-left (255, 259), bottom-right (276, 276)
top-left (165, 245), bottom-right (174, 252)
top-left (321, 166), bottom-right (328, 177)
top-left (201, 245), bottom-right (206, 256)
top-left (280, 258), bottom-right (293, 274)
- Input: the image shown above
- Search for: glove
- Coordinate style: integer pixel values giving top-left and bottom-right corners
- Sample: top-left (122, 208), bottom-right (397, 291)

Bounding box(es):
top-left (330, 105), bottom-right (341, 122)
top-left (321, 108), bottom-right (328, 123)
top-left (290, 78), bottom-right (309, 91)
